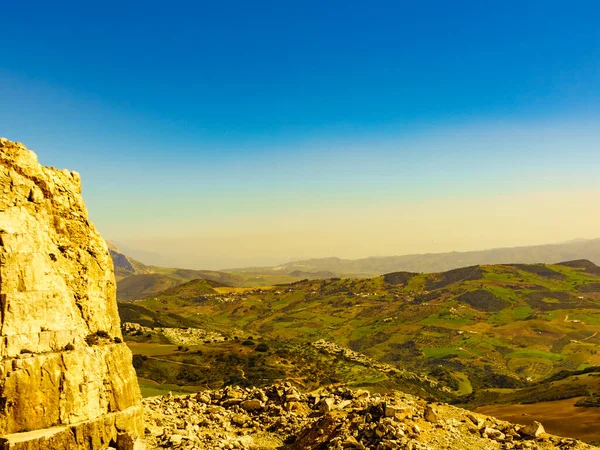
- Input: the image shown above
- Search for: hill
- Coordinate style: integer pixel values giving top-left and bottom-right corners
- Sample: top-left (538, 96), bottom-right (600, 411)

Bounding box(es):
top-left (125, 260), bottom-right (600, 394)
top-left (228, 238), bottom-right (600, 276)
top-left (115, 269), bottom-right (245, 301)
top-left (117, 273), bottom-right (185, 301)
top-left (139, 278), bottom-right (225, 305)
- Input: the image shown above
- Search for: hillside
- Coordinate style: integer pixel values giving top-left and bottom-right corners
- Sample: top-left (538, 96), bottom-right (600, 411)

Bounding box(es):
top-left (117, 273), bottom-right (185, 301)
top-left (125, 261), bottom-right (600, 402)
top-left (116, 270), bottom-right (245, 301)
top-left (138, 278), bottom-right (228, 306)
top-left (228, 238), bottom-right (600, 276)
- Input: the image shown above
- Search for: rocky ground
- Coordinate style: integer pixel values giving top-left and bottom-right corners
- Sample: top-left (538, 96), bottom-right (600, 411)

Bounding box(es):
top-left (142, 384), bottom-right (593, 449)
top-left (123, 322), bottom-right (225, 346)
top-left (310, 340), bottom-right (444, 391)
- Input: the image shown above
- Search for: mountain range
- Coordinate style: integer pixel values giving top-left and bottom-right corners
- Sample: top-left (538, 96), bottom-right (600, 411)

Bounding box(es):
top-left (111, 238), bottom-right (600, 300)
top-left (226, 238), bottom-right (600, 276)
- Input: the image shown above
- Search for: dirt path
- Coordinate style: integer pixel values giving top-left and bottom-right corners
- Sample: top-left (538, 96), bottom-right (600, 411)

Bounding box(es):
top-left (147, 356), bottom-right (210, 368)
top-left (582, 332), bottom-right (598, 341)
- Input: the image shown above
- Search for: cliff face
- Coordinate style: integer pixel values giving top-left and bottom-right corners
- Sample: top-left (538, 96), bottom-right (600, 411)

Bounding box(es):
top-left (0, 138), bottom-right (143, 449)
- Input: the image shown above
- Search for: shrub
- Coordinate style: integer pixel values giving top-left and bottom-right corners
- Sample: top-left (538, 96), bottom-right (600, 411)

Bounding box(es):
top-left (177, 367), bottom-right (202, 383)
top-left (113, 337), bottom-right (122, 343)
top-left (132, 354), bottom-right (148, 369)
top-left (64, 343), bottom-right (75, 351)
top-left (255, 343), bottom-right (269, 352)
top-left (242, 340), bottom-right (255, 346)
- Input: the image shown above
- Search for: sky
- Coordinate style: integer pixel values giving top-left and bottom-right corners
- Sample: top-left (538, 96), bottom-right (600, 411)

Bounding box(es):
top-left (1, 1), bottom-right (599, 269)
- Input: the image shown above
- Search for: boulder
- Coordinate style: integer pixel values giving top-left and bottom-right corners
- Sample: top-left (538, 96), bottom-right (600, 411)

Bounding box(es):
top-left (319, 397), bottom-right (336, 414)
top-left (240, 399), bottom-right (263, 411)
top-left (424, 405), bottom-right (439, 423)
top-left (483, 427), bottom-right (505, 441)
top-left (522, 421), bottom-right (546, 438)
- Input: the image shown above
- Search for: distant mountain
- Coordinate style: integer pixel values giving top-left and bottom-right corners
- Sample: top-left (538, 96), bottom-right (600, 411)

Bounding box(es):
top-left (287, 270), bottom-right (337, 279)
top-left (108, 242), bottom-right (244, 301)
top-left (231, 238), bottom-right (600, 276)
top-left (106, 240), bottom-right (154, 280)
top-left (111, 238), bottom-right (600, 298)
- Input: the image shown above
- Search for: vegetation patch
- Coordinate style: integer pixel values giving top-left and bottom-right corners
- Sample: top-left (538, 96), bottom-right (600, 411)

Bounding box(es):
top-left (423, 347), bottom-right (473, 358)
top-left (456, 289), bottom-right (510, 312)
top-left (413, 290), bottom-right (446, 304)
top-left (559, 260), bottom-right (600, 276)
top-left (525, 291), bottom-right (577, 311)
top-left (507, 264), bottom-right (566, 280)
top-left (117, 302), bottom-right (205, 328)
top-left (508, 350), bottom-right (565, 361)
top-left (425, 266), bottom-right (483, 290)
top-left (383, 272), bottom-right (417, 285)
top-left (579, 283), bottom-right (600, 293)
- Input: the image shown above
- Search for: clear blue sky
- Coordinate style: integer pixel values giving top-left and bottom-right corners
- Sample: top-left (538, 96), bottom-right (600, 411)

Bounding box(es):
top-left (1, 1), bottom-right (599, 268)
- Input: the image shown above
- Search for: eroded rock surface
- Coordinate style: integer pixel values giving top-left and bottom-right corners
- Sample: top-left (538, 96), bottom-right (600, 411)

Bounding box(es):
top-left (0, 138), bottom-right (143, 449)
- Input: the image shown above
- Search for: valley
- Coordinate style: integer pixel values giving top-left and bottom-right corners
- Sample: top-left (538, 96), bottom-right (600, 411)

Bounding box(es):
top-left (114, 248), bottom-right (600, 444)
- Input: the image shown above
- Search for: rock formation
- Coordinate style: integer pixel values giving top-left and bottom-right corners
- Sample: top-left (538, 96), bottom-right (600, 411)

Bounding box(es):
top-left (0, 138), bottom-right (143, 449)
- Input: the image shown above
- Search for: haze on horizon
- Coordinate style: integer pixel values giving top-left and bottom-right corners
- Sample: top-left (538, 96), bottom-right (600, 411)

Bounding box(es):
top-left (1, 1), bottom-right (599, 269)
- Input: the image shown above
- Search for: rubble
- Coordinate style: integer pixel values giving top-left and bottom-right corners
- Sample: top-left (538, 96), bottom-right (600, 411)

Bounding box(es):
top-left (142, 384), bottom-right (591, 449)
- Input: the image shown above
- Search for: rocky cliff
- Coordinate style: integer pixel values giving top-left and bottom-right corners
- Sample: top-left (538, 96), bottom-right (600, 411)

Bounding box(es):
top-left (0, 138), bottom-right (143, 449)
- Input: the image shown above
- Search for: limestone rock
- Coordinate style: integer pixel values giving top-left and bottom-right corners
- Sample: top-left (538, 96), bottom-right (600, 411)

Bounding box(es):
top-left (522, 421), bottom-right (546, 438)
top-left (483, 426), bottom-right (505, 441)
top-left (424, 405), bottom-right (439, 423)
top-left (142, 384), bottom-right (594, 450)
top-left (0, 138), bottom-right (143, 448)
top-left (466, 412), bottom-right (485, 429)
top-left (319, 397), bottom-right (335, 413)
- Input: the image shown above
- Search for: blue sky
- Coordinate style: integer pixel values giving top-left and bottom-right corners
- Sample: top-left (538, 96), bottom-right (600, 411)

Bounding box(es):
top-left (1, 1), bottom-right (599, 268)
